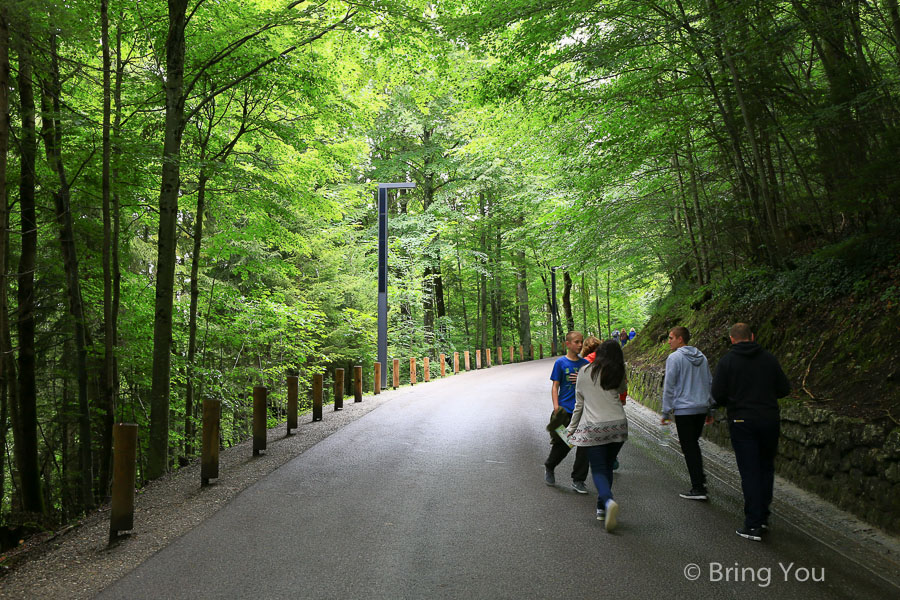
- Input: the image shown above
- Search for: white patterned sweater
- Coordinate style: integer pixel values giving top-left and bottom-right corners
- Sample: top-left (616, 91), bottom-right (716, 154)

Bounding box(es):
top-left (565, 364), bottom-right (628, 446)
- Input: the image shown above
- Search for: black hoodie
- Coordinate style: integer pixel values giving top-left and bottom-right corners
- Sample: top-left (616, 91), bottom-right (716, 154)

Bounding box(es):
top-left (711, 342), bottom-right (790, 421)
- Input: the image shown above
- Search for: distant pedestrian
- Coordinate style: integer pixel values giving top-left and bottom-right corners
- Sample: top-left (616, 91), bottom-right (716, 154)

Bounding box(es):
top-left (661, 326), bottom-right (713, 501)
top-left (628, 327), bottom-right (636, 341)
top-left (612, 329), bottom-right (620, 343)
top-left (711, 323), bottom-right (790, 542)
top-left (619, 328), bottom-right (628, 347)
top-left (566, 340), bottom-right (628, 531)
top-left (544, 331), bottom-right (590, 494)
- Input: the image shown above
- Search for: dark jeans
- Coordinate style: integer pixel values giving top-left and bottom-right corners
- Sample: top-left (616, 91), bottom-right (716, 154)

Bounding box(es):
top-left (586, 442), bottom-right (624, 508)
top-left (675, 413), bottom-right (707, 490)
top-left (544, 410), bottom-right (589, 483)
top-left (729, 419), bottom-right (780, 529)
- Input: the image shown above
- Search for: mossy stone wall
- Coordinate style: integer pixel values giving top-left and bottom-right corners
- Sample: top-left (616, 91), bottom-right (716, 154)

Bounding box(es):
top-left (627, 364), bottom-right (900, 534)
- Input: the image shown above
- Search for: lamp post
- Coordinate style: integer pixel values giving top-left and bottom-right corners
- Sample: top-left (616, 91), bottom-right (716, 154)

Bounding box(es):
top-left (377, 182), bottom-right (416, 389)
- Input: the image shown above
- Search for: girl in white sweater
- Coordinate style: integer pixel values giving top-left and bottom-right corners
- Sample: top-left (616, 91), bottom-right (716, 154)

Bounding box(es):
top-left (566, 340), bottom-right (628, 531)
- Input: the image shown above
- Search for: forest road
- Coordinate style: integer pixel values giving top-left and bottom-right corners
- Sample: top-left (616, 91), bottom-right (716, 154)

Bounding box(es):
top-left (98, 358), bottom-right (898, 600)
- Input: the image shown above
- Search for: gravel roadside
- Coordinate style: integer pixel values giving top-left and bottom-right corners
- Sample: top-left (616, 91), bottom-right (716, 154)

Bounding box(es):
top-left (0, 386), bottom-right (409, 600)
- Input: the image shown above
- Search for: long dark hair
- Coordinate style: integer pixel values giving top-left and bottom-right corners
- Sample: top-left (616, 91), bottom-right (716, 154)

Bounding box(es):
top-left (590, 340), bottom-right (625, 390)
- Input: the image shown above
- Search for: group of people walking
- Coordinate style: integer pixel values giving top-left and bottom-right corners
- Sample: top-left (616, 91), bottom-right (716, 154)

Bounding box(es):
top-left (542, 323), bottom-right (790, 541)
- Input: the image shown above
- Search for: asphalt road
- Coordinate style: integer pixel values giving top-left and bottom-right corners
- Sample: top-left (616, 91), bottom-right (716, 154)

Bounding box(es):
top-left (98, 358), bottom-right (898, 599)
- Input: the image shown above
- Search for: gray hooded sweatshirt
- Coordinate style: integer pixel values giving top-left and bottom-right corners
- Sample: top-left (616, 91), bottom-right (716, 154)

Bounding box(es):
top-left (662, 346), bottom-right (712, 418)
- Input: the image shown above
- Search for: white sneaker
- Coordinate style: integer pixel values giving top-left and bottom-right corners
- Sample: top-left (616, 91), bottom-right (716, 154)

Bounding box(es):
top-left (604, 499), bottom-right (619, 532)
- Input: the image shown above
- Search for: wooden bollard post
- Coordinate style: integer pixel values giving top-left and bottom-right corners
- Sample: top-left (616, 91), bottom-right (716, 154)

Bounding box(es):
top-left (410, 358), bottom-right (417, 385)
top-left (519, 345), bottom-right (524, 361)
top-left (464, 350), bottom-right (471, 371)
top-left (287, 375), bottom-right (299, 434)
top-left (424, 357), bottom-right (430, 382)
top-left (529, 345), bottom-right (534, 360)
top-left (334, 368), bottom-right (344, 411)
top-left (354, 366), bottom-right (363, 402)
top-left (540, 343), bottom-right (544, 359)
top-left (453, 352), bottom-right (459, 374)
top-left (440, 353), bottom-right (446, 377)
top-left (391, 358), bottom-right (399, 389)
top-left (476, 349), bottom-right (482, 369)
top-left (497, 346), bottom-right (503, 365)
top-left (509, 346), bottom-right (514, 363)
top-left (312, 374), bottom-right (323, 421)
top-left (201, 398), bottom-right (221, 486)
top-left (109, 423), bottom-right (138, 543)
top-left (374, 362), bottom-right (381, 395)
top-left (253, 386), bottom-right (267, 455)
top-left (486, 347), bottom-right (492, 367)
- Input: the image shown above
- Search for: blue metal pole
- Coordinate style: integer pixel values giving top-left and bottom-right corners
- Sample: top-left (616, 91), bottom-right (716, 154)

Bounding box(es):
top-left (376, 183), bottom-right (415, 389)
top-left (377, 186), bottom-right (388, 389)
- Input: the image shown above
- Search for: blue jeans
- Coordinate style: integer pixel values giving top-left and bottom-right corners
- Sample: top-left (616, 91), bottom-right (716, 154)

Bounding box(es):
top-left (729, 419), bottom-right (779, 529)
top-left (586, 442), bottom-right (624, 508)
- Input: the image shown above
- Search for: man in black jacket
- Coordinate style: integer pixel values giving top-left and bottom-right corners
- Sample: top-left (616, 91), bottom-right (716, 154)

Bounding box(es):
top-left (711, 323), bottom-right (790, 542)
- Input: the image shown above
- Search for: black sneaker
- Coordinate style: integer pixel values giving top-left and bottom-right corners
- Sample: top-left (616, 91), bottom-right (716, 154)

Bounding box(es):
top-left (679, 488), bottom-right (708, 501)
top-left (544, 468), bottom-right (555, 486)
top-left (572, 481), bottom-right (588, 494)
top-left (736, 527), bottom-right (763, 542)
top-left (760, 522), bottom-right (769, 532)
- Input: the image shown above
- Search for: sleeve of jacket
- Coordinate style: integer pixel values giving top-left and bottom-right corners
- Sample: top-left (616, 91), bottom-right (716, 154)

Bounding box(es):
top-left (662, 353), bottom-right (677, 417)
top-left (567, 381), bottom-right (586, 436)
top-left (711, 356), bottom-right (729, 407)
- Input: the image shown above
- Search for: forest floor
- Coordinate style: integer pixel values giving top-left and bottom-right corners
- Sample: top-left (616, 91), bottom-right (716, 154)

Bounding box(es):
top-left (0, 388), bottom-right (404, 600)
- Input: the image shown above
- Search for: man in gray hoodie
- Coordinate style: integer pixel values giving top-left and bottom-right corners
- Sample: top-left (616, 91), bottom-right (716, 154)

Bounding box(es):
top-left (661, 326), bottom-right (713, 500)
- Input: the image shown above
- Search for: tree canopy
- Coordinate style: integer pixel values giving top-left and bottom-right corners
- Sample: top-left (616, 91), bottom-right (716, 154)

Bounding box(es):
top-left (0, 0), bottom-right (896, 527)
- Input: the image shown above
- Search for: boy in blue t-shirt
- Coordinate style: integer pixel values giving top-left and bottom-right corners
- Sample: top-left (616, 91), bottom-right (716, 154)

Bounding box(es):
top-left (544, 331), bottom-right (590, 493)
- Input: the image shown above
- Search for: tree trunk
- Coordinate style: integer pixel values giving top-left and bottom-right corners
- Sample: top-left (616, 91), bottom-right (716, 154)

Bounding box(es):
top-left (685, 140), bottom-right (711, 282)
top-left (148, 0), bottom-right (189, 480)
top-left (14, 24), bottom-right (43, 515)
top-left (455, 244), bottom-right (470, 341)
top-left (422, 173), bottom-right (435, 348)
top-left (887, 0), bottom-right (900, 67)
top-left (112, 20), bottom-right (123, 423)
top-left (673, 151), bottom-right (703, 284)
top-left (580, 273), bottom-right (587, 334)
top-left (0, 3), bottom-right (10, 511)
top-left (515, 249), bottom-right (532, 356)
top-left (491, 219), bottom-right (502, 347)
top-left (562, 271), bottom-right (575, 333)
top-left (40, 31), bottom-right (93, 510)
top-left (185, 173), bottom-right (208, 458)
top-left (99, 0), bottom-right (115, 499)
top-left (606, 270), bottom-right (611, 338)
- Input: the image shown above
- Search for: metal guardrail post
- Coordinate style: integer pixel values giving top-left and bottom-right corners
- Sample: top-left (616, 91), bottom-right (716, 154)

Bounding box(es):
top-left (287, 375), bottom-right (298, 434)
top-left (201, 399), bottom-right (220, 485)
top-left (312, 374), bottom-right (323, 421)
top-left (334, 368), bottom-right (344, 411)
top-left (109, 423), bottom-right (138, 543)
top-left (253, 386), bottom-right (267, 455)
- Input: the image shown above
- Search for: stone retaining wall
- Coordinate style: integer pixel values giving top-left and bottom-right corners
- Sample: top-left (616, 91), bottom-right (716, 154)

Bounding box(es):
top-left (626, 364), bottom-right (900, 534)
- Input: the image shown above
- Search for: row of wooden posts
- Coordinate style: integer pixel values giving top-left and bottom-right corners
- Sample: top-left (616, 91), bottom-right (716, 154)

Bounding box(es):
top-left (108, 343), bottom-right (548, 542)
